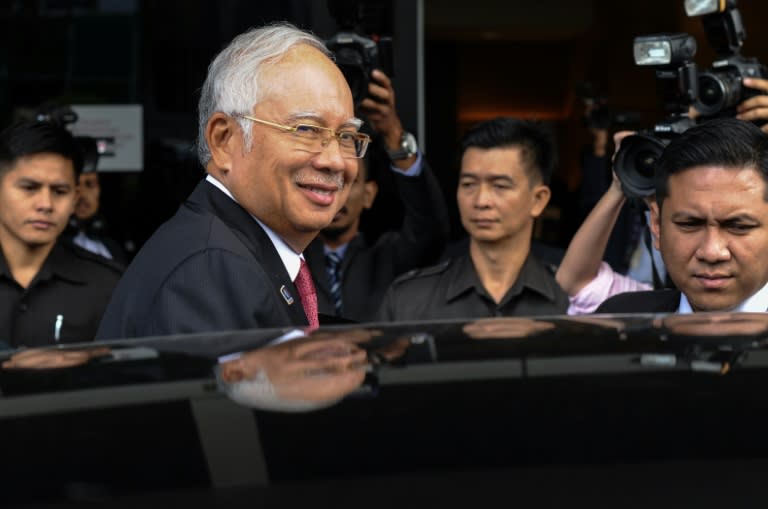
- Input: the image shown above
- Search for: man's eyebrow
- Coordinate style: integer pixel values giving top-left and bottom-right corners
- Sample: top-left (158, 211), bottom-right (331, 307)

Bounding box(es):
top-left (285, 112), bottom-right (363, 130)
top-left (15, 177), bottom-right (42, 185)
top-left (286, 111), bottom-right (324, 124)
top-left (347, 117), bottom-right (363, 130)
top-left (459, 172), bottom-right (514, 182)
top-left (720, 214), bottom-right (760, 224)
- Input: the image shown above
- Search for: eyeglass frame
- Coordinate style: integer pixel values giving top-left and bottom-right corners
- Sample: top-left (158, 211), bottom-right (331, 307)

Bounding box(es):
top-left (235, 114), bottom-right (371, 159)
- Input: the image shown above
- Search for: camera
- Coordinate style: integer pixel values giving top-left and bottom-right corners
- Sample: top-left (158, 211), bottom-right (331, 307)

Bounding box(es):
top-left (613, 33), bottom-right (698, 199)
top-left (325, 0), bottom-right (394, 106)
top-left (576, 81), bottom-right (641, 130)
top-left (687, 0), bottom-right (768, 119)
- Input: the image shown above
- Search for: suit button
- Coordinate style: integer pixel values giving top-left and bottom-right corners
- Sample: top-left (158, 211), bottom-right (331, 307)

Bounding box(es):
top-left (18, 303), bottom-right (28, 312)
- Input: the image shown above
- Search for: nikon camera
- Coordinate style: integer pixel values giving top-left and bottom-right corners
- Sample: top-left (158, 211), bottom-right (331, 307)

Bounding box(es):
top-left (613, 33), bottom-right (698, 199)
top-left (688, 0), bottom-right (767, 120)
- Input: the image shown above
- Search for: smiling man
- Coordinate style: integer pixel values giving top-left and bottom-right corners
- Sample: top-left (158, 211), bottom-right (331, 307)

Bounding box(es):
top-left (597, 118), bottom-right (768, 314)
top-left (0, 121), bottom-right (122, 347)
top-left (379, 117), bottom-right (568, 321)
top-left (97, 23), bottom-right (365, 338)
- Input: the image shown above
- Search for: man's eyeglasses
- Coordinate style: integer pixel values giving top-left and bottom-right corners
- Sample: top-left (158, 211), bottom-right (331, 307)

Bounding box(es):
top-left (237, 114), bottom-right (370, 159)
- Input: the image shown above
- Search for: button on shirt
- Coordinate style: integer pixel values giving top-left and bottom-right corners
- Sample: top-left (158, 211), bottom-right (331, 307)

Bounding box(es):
top-left (379, 253), bottom-right (569, 321)
top-left (0, 242), bottom-right (123, 348)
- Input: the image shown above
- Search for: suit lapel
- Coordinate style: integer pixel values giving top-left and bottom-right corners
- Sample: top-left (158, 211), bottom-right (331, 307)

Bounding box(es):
top-left (195, 181), bottom-right (309, 326)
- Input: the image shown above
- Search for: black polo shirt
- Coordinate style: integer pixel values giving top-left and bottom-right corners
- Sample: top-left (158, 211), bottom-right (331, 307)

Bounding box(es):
top-left (0, 242), bottom-right (123, 348)
top-left (378, 253), bottom-right (569, 322)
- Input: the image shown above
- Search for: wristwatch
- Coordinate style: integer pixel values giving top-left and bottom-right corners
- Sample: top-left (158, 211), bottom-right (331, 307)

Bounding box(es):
top-left (386, 131), bottom-right (419, 161)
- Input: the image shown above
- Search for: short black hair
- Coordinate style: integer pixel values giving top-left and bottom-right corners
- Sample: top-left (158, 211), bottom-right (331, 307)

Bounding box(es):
top-left (655, 117), bottom-right (768, 205)
top-left (459, 117), bottom-right (556, 186)
top-left (0, 120), bottom-right (84, 178)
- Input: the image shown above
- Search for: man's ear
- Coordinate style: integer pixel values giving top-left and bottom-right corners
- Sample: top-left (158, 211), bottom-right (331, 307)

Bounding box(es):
top-left (530, 184), bottom-right (551, 218)
top-left (220, 358), bottom-right (245, 384)
top-left (362, 180), bottom-right (378, 209)
top-left (649, 200), bottom-right (662, 250)
top-left (206, 112), bottom-right (240, 173)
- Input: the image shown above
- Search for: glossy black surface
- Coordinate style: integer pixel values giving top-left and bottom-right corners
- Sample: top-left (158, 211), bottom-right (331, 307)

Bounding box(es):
top-left (4, 313), bottom-right (768, 507)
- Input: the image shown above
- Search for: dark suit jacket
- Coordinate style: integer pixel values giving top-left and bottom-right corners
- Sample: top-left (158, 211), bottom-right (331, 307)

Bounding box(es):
top-left (305, 161), bottom-right (449, 322)
top-left (595, 289), bottom-right (681, 314)
top-left (96, 180), bottom-right (309, 339)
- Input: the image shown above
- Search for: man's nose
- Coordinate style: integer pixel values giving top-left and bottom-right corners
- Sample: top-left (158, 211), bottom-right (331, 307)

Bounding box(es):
top-left (695, 227), bottom-right (731, 263)
top-left (473, 184), bottom-right (493, 208)
top-left (313, 136), bottom-right (347, 172)
top-left (36, 188), bottom-right (54, 212)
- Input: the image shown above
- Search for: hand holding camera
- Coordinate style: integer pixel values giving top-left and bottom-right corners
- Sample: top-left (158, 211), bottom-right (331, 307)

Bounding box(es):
top-left (358, 69), bottom-right (404, 149)
top-left (736, 77), bottom-right (768, 132)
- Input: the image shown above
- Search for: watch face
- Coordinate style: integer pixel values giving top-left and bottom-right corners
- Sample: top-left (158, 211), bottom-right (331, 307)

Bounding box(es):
top-left (387, 132), bottom-right (419, 160)
top-left (402, 132), bottom-right (418, 154)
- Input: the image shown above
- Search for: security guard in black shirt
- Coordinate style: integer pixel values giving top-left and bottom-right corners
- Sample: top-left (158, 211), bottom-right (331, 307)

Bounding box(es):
top-left (0, 120), bottom-right (122, 348)
top-left (379, 117), bottom-right (568, 321)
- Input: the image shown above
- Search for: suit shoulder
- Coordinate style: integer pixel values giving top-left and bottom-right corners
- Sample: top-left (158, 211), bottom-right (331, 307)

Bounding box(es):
top-left (392, 259), bottom-right (451, 286)
top-left (596, 289), bottom-right (677, 314)
top-left (62, 243), bottom-right (125, 276)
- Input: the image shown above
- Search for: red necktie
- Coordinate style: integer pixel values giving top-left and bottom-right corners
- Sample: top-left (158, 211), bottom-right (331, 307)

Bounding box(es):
top-left (294, 259), bottom-right (319, 329)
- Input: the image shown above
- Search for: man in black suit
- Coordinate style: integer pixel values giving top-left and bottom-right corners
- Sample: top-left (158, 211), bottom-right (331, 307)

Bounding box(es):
top-left (305, 70), bottom-right (449, 323)
top-left (597, 118), bottom-right (768, 314)
top-left (97, 23), bottom-right (367, 338)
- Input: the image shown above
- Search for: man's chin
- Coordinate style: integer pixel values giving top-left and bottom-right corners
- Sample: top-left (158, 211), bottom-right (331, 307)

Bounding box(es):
top-left (320, 224), bottom-right (350, 240)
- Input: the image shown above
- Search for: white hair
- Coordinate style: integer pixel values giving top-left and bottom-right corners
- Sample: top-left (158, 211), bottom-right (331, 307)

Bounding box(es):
top-left (196, 22), bottom-right (331, 166)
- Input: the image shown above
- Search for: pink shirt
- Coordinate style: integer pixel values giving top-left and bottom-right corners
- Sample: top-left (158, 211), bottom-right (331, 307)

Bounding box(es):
top-left (567, 262), bottom-right (652, 315)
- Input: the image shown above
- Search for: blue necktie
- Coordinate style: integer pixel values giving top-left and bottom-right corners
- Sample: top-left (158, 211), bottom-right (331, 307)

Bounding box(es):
top-left (325, 251), bottom-right (343, 315)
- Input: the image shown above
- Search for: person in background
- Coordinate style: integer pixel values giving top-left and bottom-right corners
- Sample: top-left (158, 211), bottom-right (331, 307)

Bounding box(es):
top-left (305, 69), bottom-right (449, 322)
top-left (63, 164), bottom-right (128, 265)
top-left (378, 117), bottom-right (568, 321)
top-left (0, 120), bottom-right (122, 347)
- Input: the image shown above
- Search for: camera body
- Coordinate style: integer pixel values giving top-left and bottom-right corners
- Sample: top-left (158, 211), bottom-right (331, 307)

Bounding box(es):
top-left (695, 55), bottom-right (768, 117)
top-left (613, 33), bottom-right (698, 199)
top-left (326, 30), bottom-right (393, 106)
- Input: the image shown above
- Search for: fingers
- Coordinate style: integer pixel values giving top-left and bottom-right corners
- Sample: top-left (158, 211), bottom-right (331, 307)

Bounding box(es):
top-left (736, 105), bottom-right (768, 123)
top-left (370, 69), bottom-right (392, 89)
top-left (737, 78), bottom-right (768, 124)
top-left (743, 77), bottom-right (768, 93)
top-left (612, 130), bottom-right (635, 148)
top-left (358, 97), bottom-right (390, 118)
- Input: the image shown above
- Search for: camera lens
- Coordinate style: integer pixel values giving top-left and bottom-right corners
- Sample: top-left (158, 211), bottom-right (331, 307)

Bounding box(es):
top-left (634, 148), bottom-right (658, 179)
top-left (613, 133), bottom-right (668, 199)
top-left (695, 70), bottom-right (741, 116)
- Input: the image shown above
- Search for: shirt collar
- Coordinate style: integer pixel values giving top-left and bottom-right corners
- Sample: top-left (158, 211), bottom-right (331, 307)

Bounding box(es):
top-left (323, 242), bottom-right (349, 259)
top-left (445, 253), bottom-right (559, 305)
top-left (678, 280), bottom-right (768, 313)
top-left (206, 174), bottom-right (302, 280)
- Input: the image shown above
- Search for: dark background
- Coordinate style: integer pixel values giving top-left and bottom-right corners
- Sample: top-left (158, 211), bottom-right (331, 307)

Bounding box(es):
top-left (2, 0), bottom-right (768, 256)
